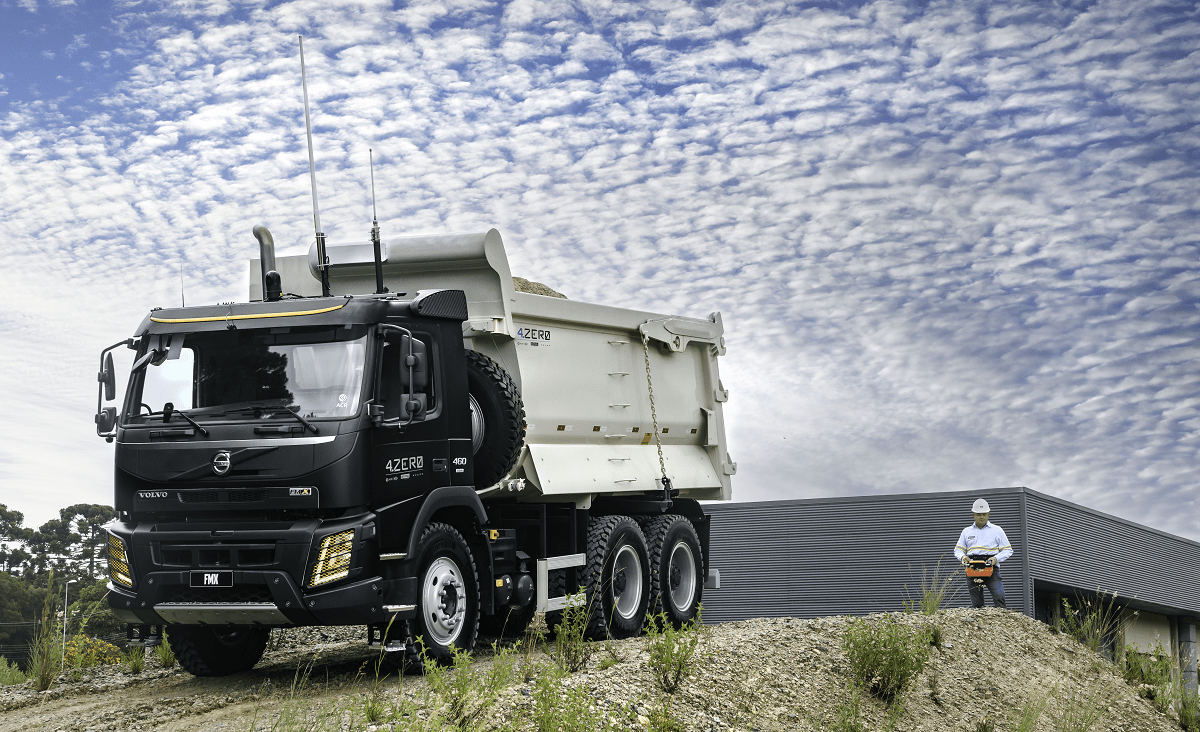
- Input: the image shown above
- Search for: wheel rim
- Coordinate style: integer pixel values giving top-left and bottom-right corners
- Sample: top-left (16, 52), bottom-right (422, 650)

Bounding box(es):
top-left (422, 556), bottom-right (467, 645)
top-left (610, 544), bottom-right (643, 620)
top-left (468, 393), bottom-right (485, 455)
top-left (667, 540), bottom-right (697, 614)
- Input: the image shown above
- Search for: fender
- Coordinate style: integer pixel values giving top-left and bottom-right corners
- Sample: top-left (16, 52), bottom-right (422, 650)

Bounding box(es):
top-left (404, 485), bottom-right (488, 559)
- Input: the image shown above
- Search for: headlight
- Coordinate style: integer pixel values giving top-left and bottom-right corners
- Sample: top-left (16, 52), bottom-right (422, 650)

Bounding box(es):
top-left (309, 529), bottom-right (355, 587)
top-left (108, 533), bottom-right (133, 588)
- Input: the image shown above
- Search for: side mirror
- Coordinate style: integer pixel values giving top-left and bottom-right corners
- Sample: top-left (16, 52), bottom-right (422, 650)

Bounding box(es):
top-left (95, 407), bottom-right (116, 435)
top-left (99, 352), bottom-right (116, 402)
top-left (398, 335), bottom-right (428, 390)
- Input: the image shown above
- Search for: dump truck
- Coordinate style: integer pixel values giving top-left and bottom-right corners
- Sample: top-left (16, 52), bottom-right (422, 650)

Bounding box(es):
top-left (95, 228), bottom-right (734, 676)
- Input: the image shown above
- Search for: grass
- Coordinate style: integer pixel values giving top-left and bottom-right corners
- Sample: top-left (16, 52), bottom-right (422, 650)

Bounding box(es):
top-left (842, 615), bottom-right (932, 706)
top-left (0, 656), bottom-right (26, 685)
top-left (1047, 684), bottom-right (1114, 732)
top-left (153, 633), bottom-right (176, 668)
top-left (902, 557), bottom-right (960, 615)
top-left (417, 638), bottom-right (517, 731)
top-left (1014, 690), bottom-right (1050, 732)
top-left (531, 663), bottom-right (602, 732)
top-left (828, 683), bottom-right (867, 732)
top-left (123, 647), bottom-right (145, 674)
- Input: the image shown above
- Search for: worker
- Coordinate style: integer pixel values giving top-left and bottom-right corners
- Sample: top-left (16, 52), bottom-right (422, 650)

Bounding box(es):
top-left (953, 498), bottom-right (1013, 608)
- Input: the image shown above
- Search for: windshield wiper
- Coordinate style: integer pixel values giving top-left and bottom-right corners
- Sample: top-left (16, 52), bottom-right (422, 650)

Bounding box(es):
top-left (139, 405), bottom-right (209, 437)
top-left (223, 404), bottom-right (319, 434)
top-left (275, 407), bottom-right (319, 435)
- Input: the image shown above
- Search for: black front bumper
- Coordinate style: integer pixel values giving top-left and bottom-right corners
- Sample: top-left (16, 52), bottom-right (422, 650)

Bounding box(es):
top-left (106, 514), bottom-right (419, 627)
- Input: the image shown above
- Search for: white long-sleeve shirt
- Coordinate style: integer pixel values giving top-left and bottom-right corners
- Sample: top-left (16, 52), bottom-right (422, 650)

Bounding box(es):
top-left (953, 522), bottom-right (1013, 563)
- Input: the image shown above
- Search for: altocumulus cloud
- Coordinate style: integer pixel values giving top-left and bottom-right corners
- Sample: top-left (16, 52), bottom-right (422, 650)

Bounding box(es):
top-left (1, 0), bottom-right (1199, 538)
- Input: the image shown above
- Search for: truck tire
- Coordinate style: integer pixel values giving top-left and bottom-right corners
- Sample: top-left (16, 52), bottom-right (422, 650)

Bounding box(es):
top-left (464, 350), bottom-right (525, 487)
top-left (644, 514), bottom-right (703, 626)
top-left (584, 515), bottom-right (649, 640)
top-left (411, 522), bottom-right (480, 665)
top-left (167, 625), bottom-right (270, 677)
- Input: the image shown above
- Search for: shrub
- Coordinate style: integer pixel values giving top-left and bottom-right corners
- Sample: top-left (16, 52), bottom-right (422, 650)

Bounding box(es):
top-left (0, 656), bottom-right (26, 686)
top-left (63, 634), bottom-right (122, 668)
top-left (842, 615), bottom-right (931, 706)
top-left (1180, 688), bottom-right (1200, 732)
top-left (901, 557), bottom-right (960, 615)
top-left (829, 683), bottom-right (866, 732)
top-left (645, 609), bottom-right (703, 694)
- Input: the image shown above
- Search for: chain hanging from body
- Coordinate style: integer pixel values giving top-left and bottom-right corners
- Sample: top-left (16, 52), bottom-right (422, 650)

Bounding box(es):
top-left (641, 330), bottom-right (671, 498)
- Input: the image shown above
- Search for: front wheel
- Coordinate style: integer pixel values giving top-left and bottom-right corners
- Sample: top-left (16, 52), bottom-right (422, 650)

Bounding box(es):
top-left (167, 625), bottom-right (270, 677)
top-left (411, 522), bottom-right (480, 666)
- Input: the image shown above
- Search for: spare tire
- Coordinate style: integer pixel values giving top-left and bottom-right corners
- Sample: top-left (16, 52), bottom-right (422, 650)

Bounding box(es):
top-left (465, 350), bottom-right (525, 487)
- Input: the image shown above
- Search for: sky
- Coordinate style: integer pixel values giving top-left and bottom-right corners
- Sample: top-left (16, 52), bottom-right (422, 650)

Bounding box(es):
top-left (1, 0), bottom-right (1199, 540)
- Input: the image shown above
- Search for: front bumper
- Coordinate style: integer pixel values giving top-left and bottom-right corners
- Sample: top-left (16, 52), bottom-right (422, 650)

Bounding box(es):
top-left (106, 514), bottom-right (419, 627)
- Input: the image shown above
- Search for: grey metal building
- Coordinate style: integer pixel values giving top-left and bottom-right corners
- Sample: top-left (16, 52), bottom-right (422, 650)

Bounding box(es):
top-left (700, 486), bottom-right (1200, 684)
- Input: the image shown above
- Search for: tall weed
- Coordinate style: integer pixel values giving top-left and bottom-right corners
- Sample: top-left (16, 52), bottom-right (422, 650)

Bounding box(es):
top-left (28, 571), bottom-right (58, 691)
top-left (645, 609), bottom-right (704, 694)
top-left (901, 557), bottom-right (960, 615)
top-left (550, 588), bottom-right (595, 674)
top-left (828, 683), bottom-right (866, 732)
top-left (842, 615), bottom-right (931, 706)
top-left (154, 634), bottom-right (177, 668)
top-left (1058, 591), bottom-right (1130, 654)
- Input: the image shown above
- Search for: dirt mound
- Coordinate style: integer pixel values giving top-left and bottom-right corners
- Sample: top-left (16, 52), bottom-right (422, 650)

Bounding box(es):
top-left (0, 609), bottom-right (1183, 731)
top-left (514, 276), bottom-right (567, 298)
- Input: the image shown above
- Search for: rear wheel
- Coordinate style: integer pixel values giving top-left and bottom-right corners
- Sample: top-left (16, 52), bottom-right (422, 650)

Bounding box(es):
top-left (409, 522), bottom-right (480, 666)
top-left (644, 515), bottom-right (703, 626)
top-left (167, 624), bottom-right (270, 677)
top-left (584, 515), bottom-right (649, 640)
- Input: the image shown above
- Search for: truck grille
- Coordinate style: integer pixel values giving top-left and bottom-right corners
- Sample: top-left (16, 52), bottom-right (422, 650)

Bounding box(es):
top-left (179, 489), bottom-right (268, 504)
top-left (157, 544), bottom-right (278, 568)
top-left (161, 585), bottom-right (274, 604)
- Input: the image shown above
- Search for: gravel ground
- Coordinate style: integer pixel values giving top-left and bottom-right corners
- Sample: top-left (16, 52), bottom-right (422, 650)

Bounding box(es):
top-left (0, 608), bottom-right (1184, 732)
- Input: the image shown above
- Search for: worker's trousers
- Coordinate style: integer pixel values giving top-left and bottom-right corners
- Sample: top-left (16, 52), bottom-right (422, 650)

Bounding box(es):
top-left (966, 561), bottom-right (1006, 609)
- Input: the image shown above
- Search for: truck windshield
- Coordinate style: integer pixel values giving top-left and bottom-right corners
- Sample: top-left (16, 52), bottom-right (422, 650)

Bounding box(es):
top-left (129, 326), bottom-right (368, 423)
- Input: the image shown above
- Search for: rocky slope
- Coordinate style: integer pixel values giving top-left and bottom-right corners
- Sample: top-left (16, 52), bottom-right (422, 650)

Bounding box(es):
top-left (0, 608), bottom-right (1184, 732)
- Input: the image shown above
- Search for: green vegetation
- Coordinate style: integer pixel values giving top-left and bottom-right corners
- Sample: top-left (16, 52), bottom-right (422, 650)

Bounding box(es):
top-left (0, 656), bottom-right (26, 685)
top-left (123, 646), bottom-right (145, 674)
top-left (153, 635), bottom-right (176, 668)
top-left (1014, 690), bottom-right (1050, 732)
top-left (1057, 591), bottom-right (1130, 654)
top-left (1047, 684), bottom-right (1113, 732)
top-left (548, 588), bottom-right (595, 674)
top-left (27, 569), bottom-right (58, 691)
top-left (828, 683), bottom-right (867, 732)
top-left (645, 608), bottom-right (704, 694)
top-left (902, 557), bottom-right (959, 615)
top-left (842, 615), bottom-right (932, 706)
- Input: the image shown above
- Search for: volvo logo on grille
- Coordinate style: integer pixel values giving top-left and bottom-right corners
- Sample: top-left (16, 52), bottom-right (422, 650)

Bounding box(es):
top-left (212, 451), bottom-right (232, 476)
top-left (137, 491), bottom-right (169, 499)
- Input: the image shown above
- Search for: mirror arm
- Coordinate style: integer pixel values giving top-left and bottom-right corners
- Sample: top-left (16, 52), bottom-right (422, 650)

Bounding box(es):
top-left (377, 323), bottom-right (421, 426)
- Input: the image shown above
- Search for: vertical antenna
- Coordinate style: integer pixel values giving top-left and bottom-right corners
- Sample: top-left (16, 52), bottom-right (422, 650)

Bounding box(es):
top-left (299, 35), bottom-right (330, 297)
top-left (369, 149), bottom-right (387, 294)
top-left (180, 262), bottom-right (185, 307)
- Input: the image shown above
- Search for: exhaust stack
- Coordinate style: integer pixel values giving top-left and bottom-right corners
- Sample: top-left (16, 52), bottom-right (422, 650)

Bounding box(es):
top-left (253, 225), bottom-right (282, 302)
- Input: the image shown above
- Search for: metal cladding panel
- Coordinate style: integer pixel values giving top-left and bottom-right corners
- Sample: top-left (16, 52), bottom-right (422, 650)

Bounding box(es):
top-left (1024, 489), bottom-right (1200, 617)
top-left (701, 487), bottom-right (1029, 623)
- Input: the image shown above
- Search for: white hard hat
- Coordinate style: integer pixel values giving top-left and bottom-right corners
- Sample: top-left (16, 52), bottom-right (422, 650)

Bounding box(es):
top-left (972, 498), bottom-right (991, 513)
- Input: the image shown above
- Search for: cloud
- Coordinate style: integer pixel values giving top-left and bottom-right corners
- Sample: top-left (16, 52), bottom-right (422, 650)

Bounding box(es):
top-left (1, 0), bottom-right (1199, 540)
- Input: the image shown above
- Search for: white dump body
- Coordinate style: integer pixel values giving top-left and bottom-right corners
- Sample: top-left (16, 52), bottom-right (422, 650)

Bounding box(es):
top-left (251, 229), bottom-right (735, 504)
